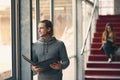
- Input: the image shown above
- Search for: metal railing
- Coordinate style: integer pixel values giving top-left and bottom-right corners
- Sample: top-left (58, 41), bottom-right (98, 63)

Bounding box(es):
top-left (80, 0), bottom-right (98, 55)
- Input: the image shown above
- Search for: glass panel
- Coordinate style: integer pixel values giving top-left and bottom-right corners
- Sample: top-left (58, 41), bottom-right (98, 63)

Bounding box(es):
top-left (0, 0), bottom-right (12, 79)
top-left (32, 0), bottom-right (76, 80)
top-left (54, 0), bottom-right (76, 80)
top-left (40, 0), bottom-right (50, 21)
top-left (32, 0), bottom-right (37, 43)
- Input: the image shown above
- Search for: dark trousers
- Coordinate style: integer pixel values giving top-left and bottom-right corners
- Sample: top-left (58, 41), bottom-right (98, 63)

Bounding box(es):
top-left (103, 40), bottom-right (113, 58)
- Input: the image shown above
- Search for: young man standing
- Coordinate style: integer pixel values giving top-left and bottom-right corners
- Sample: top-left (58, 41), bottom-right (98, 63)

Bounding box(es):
top-left (32, 20), bottom-right (70, 80)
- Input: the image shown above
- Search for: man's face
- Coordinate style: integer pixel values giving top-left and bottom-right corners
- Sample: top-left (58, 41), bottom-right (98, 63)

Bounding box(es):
top-left (38, 23), bottom-right (48, 37)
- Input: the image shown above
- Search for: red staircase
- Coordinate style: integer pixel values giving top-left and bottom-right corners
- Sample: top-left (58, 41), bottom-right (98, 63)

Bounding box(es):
top-left (85, 15), bottom-right (120, 80)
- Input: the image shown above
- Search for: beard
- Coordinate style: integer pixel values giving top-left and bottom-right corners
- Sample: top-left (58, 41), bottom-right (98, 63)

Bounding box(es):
top-left (40, 32), bottom-right (51, 37)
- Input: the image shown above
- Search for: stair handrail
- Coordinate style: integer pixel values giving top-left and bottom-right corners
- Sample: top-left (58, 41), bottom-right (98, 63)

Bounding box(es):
top-left (81, 0), bottom-right (98, 55)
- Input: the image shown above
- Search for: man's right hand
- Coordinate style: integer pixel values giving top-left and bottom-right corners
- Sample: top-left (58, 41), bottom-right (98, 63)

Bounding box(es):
top-left (32, 65), bottom-right (43, 72)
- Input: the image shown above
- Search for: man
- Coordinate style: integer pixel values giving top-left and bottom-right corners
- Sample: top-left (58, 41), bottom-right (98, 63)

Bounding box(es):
top-left (32, 20), bottom-right (70, 80)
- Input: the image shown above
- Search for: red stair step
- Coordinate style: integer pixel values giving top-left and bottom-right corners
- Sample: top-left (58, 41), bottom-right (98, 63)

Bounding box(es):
top-left (88, 55), bottom-right (120, 61)
top-left (90, 52), bottom-right (105, 55)
top-left (85, 75), bottom-right (120, 80)
top-left (97, 19), bottom-right (120, 23)
top-left (96, 23), bottom-right (120, 27)
top-left (99, 15), bottom-right (120, 20)
top-left (85, 69), bottom-right (120, 76)
top-left (93, 37), bottom-right (120, 40)
top-left (91, 41), bottom-right (120, 46)
top-left (96, 28), bottom-right (120, 32)
top-left (91, 48), bottom-right (104, 54)
top-left (96, 26), bottom-right (120, 29)
top-left (94, 32), bottom-right (120, 37)
top-left (91, 43), bottom-right (101, 48)
top-left (88, 55), bottom-right (107, 61)
top-left (93, 37), bottom-right (120, 43)
top-left (98, 18), bottom-right (120, 20)
top-left (87, 62), bottom-right (120, 69)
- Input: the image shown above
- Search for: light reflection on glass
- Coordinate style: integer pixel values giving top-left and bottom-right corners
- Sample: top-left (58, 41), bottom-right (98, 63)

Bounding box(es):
top-left (0, 0), bottom-right (12, 79)
top-left (54, 1), bottom-right (75, 80)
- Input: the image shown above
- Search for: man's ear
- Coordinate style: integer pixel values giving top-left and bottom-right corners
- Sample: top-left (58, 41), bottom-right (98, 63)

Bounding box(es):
top-left (47, 27), bottom-right (51, 32)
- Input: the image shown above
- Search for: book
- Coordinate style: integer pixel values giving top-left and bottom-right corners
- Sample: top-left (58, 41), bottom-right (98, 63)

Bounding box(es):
top-left (22, 54), bottom-right (59, 69)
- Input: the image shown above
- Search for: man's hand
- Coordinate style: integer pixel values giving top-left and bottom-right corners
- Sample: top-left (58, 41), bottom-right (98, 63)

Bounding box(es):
top-left (32, 65), bottom-right (43, 72)
top-left (50, 61), bottom-right (61, 70)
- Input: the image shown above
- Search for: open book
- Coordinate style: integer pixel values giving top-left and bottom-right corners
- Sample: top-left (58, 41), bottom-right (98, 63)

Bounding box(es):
top-left (22, 54), bottom-right (59, 69)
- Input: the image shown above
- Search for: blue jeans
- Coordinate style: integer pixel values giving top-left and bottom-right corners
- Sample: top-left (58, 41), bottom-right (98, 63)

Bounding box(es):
top-left (103, 40), bottom-right (113, 58)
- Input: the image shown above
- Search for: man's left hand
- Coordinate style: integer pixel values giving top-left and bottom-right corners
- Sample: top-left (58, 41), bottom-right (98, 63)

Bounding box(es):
top-left (50, 61), bottom-right (61, 70)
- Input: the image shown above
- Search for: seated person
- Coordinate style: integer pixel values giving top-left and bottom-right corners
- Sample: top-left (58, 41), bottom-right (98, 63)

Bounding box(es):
top-left (100, 22), bottom-right (116, 62)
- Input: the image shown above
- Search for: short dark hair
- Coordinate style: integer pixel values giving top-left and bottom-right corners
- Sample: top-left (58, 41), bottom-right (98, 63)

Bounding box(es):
top-left (40, 20), bottom-right (53, 36)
